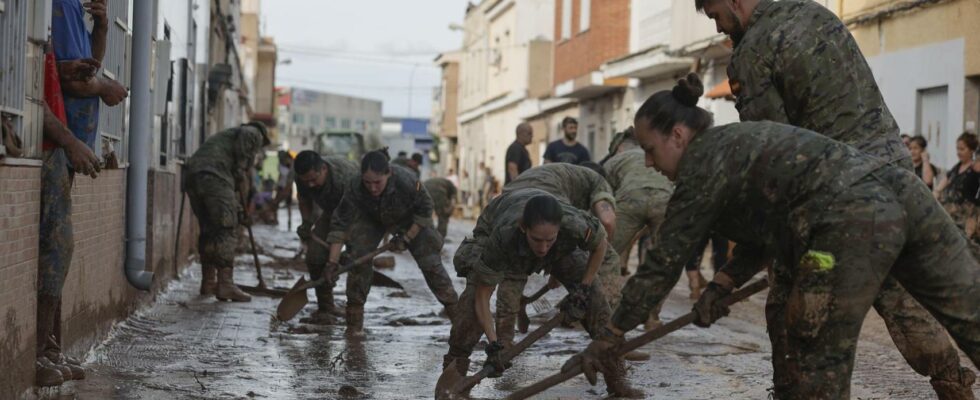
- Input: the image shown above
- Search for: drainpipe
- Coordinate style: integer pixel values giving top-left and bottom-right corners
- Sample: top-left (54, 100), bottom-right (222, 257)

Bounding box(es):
top-left (124, 0), bottom-right (154, 290)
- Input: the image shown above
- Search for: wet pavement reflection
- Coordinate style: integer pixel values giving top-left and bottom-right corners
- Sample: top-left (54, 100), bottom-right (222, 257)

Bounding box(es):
top-left (41, 210), bottom-right (977, 399)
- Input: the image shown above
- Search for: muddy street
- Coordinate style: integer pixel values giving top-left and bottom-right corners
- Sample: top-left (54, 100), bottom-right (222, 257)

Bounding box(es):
top-left (49, 211), bottom-right (976, 400)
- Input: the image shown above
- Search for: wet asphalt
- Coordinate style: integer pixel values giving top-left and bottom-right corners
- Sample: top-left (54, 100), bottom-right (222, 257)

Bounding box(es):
top-left (39, 209), bottom-right (978, 399)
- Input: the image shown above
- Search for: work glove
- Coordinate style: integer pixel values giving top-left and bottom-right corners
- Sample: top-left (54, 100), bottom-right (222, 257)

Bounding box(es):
top-left (693, 282), bottom-right (732, 328)
top-left (296, 222), bottom-right (312, 241)
top-left (559, 283), bottom-right (591, 324)
top-left (561, 328), bottom-right (624, 386)
top-left (324, 261), bottom-right (342, 281)
top-left (483, 341), bottom-right (512, 378)
top-left (389, 233), bottom-right (410, 252)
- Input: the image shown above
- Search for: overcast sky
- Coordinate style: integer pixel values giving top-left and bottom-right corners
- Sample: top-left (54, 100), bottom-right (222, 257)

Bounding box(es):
top-left (260, 0), bottom-right (469, 119)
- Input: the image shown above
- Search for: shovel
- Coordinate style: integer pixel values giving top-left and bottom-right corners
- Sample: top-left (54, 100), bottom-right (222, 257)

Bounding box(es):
top-left (435, 312), bottom-right (566, 399)
top-left (517, 284), bottom-right (554, 333)
top-left (276, 242), bottom-right (395, 321)
top-left (309, 234), bottom-right (405, 290)
top-left (505, 278), bottom-right (770, 400)
top-left (237, 220), bottom-right (291, 297)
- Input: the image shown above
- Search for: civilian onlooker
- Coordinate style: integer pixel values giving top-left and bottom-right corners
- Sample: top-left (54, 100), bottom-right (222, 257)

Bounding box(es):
top-left (445, 168), bottom-right (460, 189)
top-left (505, 122), bottom-right (533, 184)
top-left (901, 133), bottom-right (912, 149)
top-left (935, 132), bottom-right (980, 244)
top-left (36, 0), bottom-right (128, 387)
top-left (909, 135), bottom-right (938, 189)
top-left (543, 117), bottom-right (590, 164)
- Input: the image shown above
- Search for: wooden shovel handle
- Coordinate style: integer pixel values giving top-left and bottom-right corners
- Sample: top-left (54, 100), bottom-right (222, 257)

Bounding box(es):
top-left (505, 278), bottom-right (769, 400)
top-left (456, 313), bottom-right (565, 393)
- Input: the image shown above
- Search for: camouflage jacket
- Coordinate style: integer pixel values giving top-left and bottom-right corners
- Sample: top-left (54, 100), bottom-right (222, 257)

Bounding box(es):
top-left (502, 163), bottom-right (615, 212)
top-left (391, 156), bottom-right (420, 178)
top-left (461, 188), bottom-right (606, 285)
top-left (730, 0), bottom-right (908, 165)
top-left (424, 177), bottom-right (457, 207)
top-left (186, 125), bottom-right (265, 187)
top-left (603, 148), bottom-right (673, 198)
top-left (327, 165), bottom-right (434, 243)
top-left (612, 121), bottom-right (888, 330)
top-left (295, 155), bottom-right (359, 224)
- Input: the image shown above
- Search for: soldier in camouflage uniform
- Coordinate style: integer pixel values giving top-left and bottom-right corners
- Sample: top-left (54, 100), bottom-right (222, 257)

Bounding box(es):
top-left (570, 82), bottom-right (980, 399)
top-left (601, 129), bottom-right (674, 329)
top-left (292, 150), bottom-right (360, 324)
top-left (443, 189), bottom-right (642, 397)
top-left (424, 177), bottom-right (457, 238)
top-left (697, 0), bottom-right (976, 395)
top-left (326, 150), bottom-right (458, 336)
top-left (185, 122), bottom-right (269, 302)
top-left (495, 163), bottom-right (624, 346)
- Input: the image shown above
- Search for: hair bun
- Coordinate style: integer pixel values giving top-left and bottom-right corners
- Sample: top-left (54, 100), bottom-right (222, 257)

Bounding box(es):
top-left (672, 73), bottom-right (704, 107)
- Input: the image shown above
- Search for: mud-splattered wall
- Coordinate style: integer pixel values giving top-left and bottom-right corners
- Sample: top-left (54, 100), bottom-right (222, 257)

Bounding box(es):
top-left (0, 164), bottom-right (41, 398)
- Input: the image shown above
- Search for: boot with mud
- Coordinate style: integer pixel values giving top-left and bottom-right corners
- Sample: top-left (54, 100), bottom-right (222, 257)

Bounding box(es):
top-left (199, 264), bottom-right (217, 296)
top-left (437, 355), bottom-right (472, 399)
top-left (643, 314), bottom-right (663, 331)
top-left (930, 367), bottom-right (978, 400)
top-left (495, 315), bottom-right (516, 348)
top-left (35, 357), bottom-right (65, 387)
top-left (605, 359), bottom-right (645, 399)
top-left (688, 270), bottom-right (706, 300)
top-left (215, 267), bottom-right (251, 302)
top-left (345, 305), bottom-right (365, 337)
top-left (43, 336), bottom-right (84, 380)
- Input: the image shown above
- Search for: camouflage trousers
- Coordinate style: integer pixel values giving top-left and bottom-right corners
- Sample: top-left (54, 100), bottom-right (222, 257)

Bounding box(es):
top-left (37, 149), bottom-right (74, 353)
top-left (433, 200), bottom-right (452, 238)
top-left (186, 173), bottom-right (240, 270)
top-left (766, 170), bottom-right (980, 399)
top-left (447, 249), bottom-right (613, 360)
top-left (344, 219), bottom-right (457, 308)
top-left (493, 247), bottom-right (623, 345)
top-left (610, 188), bottom-right (670, 267)
top-left (306, 219), bottom-right (338, 310)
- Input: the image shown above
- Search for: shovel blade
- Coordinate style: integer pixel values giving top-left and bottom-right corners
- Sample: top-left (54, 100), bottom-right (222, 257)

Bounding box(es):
top-left (239, 284), bottom-right (289, 298)
top-left (434, 360), bottom-right (465, 400)
top-left (371, 271), bottom-right (404, 289)
top-left (276, 277), bottom-right (310, 321)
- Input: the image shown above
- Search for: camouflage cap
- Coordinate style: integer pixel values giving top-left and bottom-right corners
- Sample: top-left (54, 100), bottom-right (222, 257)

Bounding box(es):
top-left (608, 127), bottom-right (635, 155)
top-left (245, 121), bottom-right (272, 146)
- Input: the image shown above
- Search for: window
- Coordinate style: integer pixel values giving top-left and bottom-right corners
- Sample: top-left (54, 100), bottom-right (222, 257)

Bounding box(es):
top-left (310, 114), bottom-right (321, 128)
top-left (325, 117), bottom-right (336, 129)
top-left (561, 0), bottom-right (572, 40)
top-left (579, 0), bottom-right (590, 32)
top-left (292, 113), bottom-right (305, 124)
top-left (341, 118), bottom-right (351, 129)
top-left (356, 119), bottom-right (365, 131)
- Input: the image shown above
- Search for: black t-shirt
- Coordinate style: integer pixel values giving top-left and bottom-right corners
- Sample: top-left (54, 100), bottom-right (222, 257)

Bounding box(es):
top-left (914, 162), bottom-right (938, 188)
top-left (505, 140), bottom-right (531, 184)
top-left (944, 162), bottom-right (980, 205)
top-left (543, 139), bottom-right (590, 164)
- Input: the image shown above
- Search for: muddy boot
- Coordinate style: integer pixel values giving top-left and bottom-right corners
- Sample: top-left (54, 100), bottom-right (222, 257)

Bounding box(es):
top-left (35, 357), bottom-right (65, 387)
top-left (200, 264), bottom-right (217, 296)
top-left (215, 267), bottom-right (251, 302)
top-left (605, 359), bottom-right (645, 399)
top-left (43, 337), bottom-right (84, 380)
top-left (440, 355), bottom-right (473, 398)
top-left (931, 367), bottom-right (977, 400)
top-left (345, 305), bottom-right (365, 337)
top-left (688, 270), bottom-right (705, 300)
top-left (314, 285), bottom-right (344, 317)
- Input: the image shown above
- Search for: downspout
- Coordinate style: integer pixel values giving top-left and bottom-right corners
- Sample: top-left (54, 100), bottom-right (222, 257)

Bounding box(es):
top-left (124, 0), bottom-right (154, 290)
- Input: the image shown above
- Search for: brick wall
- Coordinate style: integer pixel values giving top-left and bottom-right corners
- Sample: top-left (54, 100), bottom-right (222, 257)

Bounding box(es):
top-left (554, 0), bottom-right (630, 86)
top-left (0, 165), bottom-right (41, 398)
top-left (59, 170), bottom-right (140, 355)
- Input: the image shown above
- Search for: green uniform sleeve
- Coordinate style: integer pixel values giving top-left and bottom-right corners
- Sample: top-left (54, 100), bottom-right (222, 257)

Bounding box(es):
top-left (612, 177), bottom-right (726, 331)
top-left (588, 174), bottom-right (616, 211)
top-left (467, 235), bottom-right (506, 286)
top-left (733, 40), bottom-right (791, 125)
top-left (233, 127), bottom-right (263, 184)
top-left (567, 211), bottom-right (606, 253)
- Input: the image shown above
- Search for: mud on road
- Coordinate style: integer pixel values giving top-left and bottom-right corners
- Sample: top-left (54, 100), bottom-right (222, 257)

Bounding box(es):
top-left (42, 211), bottom-right (978, 399)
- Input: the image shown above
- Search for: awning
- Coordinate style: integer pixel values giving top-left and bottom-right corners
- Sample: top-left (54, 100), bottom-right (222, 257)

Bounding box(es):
top-left (705, 79), bottom-right (733, 100)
